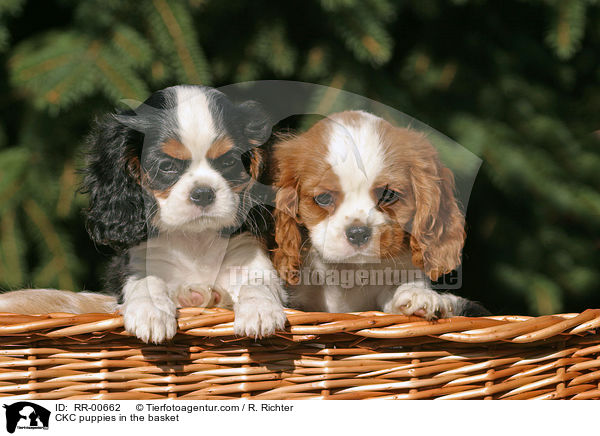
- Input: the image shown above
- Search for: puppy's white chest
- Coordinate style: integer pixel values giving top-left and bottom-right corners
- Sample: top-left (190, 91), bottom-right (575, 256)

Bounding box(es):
top-left (128, 231), bottom-right (228, 288)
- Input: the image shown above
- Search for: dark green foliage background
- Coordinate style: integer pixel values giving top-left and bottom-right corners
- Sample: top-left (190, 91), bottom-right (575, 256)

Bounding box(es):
top-left (0, 0), bottom-right (598, 315)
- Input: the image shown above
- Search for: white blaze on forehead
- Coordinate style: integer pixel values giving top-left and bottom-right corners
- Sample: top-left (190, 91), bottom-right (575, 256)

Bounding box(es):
top-left (325, 111), bottom-right (385, 194)
top-left (175, 87), bottom-right (219, 160)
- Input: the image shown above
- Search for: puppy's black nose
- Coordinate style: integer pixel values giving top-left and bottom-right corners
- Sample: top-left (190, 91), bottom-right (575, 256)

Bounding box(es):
top-left (345, 225), bottom-right (372, 247)
top-left (190, 186), bottom-right (216, 207)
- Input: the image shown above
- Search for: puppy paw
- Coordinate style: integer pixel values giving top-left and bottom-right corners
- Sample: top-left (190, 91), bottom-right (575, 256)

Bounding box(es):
top-left (388, 286), bottom-right (458, 320)
top-left (233, 293), bottom-right (286, 339)
top-left (122, 299), bottom-right (178, 344)
top-left (177, 284), bottom-right (211, 308)
top-left (177, 284), bottom-right (234, 310)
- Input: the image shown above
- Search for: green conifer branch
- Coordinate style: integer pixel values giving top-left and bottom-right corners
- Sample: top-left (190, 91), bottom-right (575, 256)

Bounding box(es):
top-left (146, 0), bottom-right (210, 84)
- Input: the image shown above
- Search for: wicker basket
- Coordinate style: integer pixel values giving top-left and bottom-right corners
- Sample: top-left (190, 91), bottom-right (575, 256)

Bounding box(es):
top-left (1, 308), bottom-right (599, 400)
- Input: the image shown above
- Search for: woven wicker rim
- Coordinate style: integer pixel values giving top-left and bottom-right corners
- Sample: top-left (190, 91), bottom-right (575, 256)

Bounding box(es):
top-left (1, 308), bottom-right (599, 344)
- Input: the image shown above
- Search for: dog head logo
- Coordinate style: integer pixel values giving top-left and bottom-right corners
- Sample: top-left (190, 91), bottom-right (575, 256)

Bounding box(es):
top-left (3, 402), bottom-right (50, 433)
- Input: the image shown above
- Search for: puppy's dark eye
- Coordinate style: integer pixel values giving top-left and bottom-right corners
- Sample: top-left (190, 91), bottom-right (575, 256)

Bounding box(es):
top-left (375, 186), bottom-right (401, 205)
top-left (314, 192), bottom-right (334, 207)
top-left (221, 156), bottom-right (237, 167)
top-left (214, 152), bottom-right (238, 169)
top-left (158, 159), bottom-right (179, 174)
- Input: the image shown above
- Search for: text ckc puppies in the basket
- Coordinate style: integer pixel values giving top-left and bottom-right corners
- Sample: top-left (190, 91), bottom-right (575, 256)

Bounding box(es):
top-left (272, 110), bottom-right (487, 318)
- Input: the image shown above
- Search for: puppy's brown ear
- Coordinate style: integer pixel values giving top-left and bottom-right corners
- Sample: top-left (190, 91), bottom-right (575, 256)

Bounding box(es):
top-left (249, 148), bottom-right (263, 181)
top-left (272, 142), bottom-right (303, 285)
top-left (409, 151), bottom-right (466, 281)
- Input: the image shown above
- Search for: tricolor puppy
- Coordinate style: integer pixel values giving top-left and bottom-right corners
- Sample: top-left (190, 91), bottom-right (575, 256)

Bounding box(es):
top-left (81, 85), bottom-right (286, 342)
top-left (272, 110), bottom-right (486, 317)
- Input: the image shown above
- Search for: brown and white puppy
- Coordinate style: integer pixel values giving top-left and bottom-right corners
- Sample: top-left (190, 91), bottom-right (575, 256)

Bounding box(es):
top-left (272, 110), bottom-right (486, 318)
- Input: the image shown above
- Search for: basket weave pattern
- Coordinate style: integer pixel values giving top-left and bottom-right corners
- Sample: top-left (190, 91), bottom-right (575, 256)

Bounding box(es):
top-left (1, 308), bottom-right (600, 400)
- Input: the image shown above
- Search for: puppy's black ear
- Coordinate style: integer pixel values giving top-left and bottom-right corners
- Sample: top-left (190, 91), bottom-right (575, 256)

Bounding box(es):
top-left (237, 100), bottom-right (272, 146)
top-left (81, 113), bottom-right (149, 251)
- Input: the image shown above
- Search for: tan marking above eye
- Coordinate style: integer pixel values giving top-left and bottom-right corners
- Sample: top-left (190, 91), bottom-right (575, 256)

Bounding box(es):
top-left (162, 139), bottom-right (191, 160)
top-left (207, 136), bottom-right (234, 159)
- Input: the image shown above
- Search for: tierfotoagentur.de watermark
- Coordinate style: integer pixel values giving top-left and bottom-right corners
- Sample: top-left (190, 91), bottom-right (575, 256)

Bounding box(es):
top-left (229, 266), bottom-right (461, 289)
